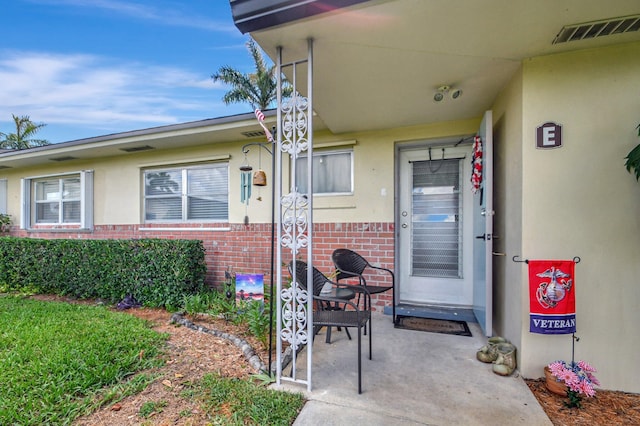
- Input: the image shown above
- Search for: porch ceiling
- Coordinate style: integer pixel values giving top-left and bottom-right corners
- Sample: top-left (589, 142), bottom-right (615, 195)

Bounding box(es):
top-left (247, 0), bottom-right (640, 133)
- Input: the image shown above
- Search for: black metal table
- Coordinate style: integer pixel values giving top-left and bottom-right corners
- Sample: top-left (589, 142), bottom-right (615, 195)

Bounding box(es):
top-left (318, 287), bottom-right (356, 343)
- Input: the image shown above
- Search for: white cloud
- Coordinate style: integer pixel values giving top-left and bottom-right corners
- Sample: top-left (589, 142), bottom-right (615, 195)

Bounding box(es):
top-left (0, 50), bottom-right (219, 129)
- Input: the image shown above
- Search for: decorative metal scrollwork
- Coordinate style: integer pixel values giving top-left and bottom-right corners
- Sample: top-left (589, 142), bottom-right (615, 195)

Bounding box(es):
top-left (280, 281), bottom-right (309, 350)
top-left (275, 42), bottom-right (314, 390)
top-left (280, 94), bottom-right (309, 156)
top-left (280, 191), bottom-right (309, 254)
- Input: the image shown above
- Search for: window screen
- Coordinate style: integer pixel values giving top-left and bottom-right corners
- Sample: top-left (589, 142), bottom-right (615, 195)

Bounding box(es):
top-left (21, 171), bottom-right (93, 229)
top-left (295, 150), bottom-right (352, 195)
top-left (34, 176), bottom-right (81, 224)
top-left (144, 164), bottom-right (228, 222)
top-left (411, 158), bottom-right (462, 278)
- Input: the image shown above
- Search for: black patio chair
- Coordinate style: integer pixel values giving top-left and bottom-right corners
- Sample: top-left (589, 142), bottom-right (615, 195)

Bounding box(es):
top-left (331, 248), bottom-right (396, 324)
top-left (288, 260), bottom-right (372, 394)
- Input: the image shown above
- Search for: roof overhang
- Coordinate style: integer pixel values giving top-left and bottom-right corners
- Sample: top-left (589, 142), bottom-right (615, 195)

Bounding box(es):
top-left (0, 110), bottom-right (328, 169)
top-left (230, 0), bottom-right (371, 33)
top-left (232, 0), bottom-right (640, 134)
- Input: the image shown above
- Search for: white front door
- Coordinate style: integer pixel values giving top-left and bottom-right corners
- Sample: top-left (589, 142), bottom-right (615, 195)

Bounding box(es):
top-left (398, 141), bottom-right (475, 306)
top-left (472, 111), bottom-right (494, 336)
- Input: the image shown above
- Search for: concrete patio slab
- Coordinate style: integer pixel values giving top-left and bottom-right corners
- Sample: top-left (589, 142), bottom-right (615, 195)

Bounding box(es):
top-left (271, 313), bottom-right (552, 425)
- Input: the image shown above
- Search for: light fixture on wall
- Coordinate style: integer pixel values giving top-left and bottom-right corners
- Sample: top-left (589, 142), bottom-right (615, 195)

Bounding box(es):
top-left (433, 85), bottom-right (462, 102)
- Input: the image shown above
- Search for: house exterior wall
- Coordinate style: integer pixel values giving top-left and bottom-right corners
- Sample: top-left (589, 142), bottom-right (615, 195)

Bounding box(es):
top-left (1, 118), bottom-right (478, 311)
top-left (7, 41), bottom-right (638, 393)
top-left (516, 41), bottom-right (640, 393)
top-left (491, 66), bottom-right (525, 356)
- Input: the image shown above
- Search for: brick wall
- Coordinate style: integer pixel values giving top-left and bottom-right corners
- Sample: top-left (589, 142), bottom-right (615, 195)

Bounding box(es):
top-left (9, 221), bottom-right (395, 312)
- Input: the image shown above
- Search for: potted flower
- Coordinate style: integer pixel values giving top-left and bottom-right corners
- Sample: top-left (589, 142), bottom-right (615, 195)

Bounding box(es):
top-left (545, 360), bottom-right (599, 408)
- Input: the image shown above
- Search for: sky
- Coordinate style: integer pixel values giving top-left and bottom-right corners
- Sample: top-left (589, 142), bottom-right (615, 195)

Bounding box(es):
top-left (1, 0), bottom-right (257, 144)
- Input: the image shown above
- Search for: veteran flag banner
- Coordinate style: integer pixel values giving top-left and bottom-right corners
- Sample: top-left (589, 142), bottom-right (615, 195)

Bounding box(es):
top-left (528, 260), bottom-right (576, 335)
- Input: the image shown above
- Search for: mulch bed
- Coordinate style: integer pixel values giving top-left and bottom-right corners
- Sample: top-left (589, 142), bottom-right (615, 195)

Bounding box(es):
top-left (526, 378), bottom-right (640, 425)
top-left (73, 307), bottom-right (270, 426)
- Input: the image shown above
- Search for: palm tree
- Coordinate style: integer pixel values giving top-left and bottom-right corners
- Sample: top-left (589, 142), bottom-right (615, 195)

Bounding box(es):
top-left (212, 39), bottom-right (292, 111)
top-left (0, 115), bottom-right (49, 150)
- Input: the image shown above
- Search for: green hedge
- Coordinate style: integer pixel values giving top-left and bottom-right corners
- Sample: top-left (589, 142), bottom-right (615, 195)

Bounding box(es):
top-left (0, 237), bottom-right (206, 307)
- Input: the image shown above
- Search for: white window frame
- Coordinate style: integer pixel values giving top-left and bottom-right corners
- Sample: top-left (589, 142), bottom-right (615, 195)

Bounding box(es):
top-left (143, 163), bottom-right (229, 223)
top-left (0, 179), bottom-right (7, 214)
top-left (21, 170), bottom-right (94, 230)
top-left (295, 149), bottom-right (354, 196)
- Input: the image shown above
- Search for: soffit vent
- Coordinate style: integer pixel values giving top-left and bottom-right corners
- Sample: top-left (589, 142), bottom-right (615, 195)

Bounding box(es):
top-left (120, 145), bottom-right (155, 153)
top-left (241, 130), bottom-right (266, 138)
top-left (49, 156), bottom-right (77, 162)
top-left (553, 14), bottom-right (640, 44)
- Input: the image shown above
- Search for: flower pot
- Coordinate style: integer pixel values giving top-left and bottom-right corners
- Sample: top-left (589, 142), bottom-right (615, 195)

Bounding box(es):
top-left (544, 366), bottom-right (567, 396)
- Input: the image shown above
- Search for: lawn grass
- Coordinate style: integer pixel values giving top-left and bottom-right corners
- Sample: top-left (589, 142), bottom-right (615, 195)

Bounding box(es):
top-left (0, 295), bottom-right (167, 425)
top-left (184, 373), bottom-right (306, 425)
top-left (0, 295), bottom-right (305, 425)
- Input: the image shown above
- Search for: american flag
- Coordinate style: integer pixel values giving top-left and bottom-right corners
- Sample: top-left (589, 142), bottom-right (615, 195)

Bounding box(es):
top-left (254, 108), bottom-right (273, 141)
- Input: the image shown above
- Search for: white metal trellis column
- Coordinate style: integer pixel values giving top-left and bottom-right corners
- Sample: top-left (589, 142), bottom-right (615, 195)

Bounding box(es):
top-left (275, 39), bottom-right (314, 391)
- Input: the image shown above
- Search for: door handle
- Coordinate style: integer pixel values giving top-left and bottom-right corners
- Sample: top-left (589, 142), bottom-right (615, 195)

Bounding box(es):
top-left (475, 234), bottom-right (492, 240)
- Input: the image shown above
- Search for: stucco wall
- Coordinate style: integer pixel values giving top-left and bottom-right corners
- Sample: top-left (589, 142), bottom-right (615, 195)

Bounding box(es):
top-left (491, 66), bottom-right (524, 351)
top-left (311, 119), bottom-right (480, 223)
top-left (2, 141), bottom-right (248, 225)
top-left (1, 120), bottom-right (479, 227)
top-left (518, 41), bottom-right (640, 393)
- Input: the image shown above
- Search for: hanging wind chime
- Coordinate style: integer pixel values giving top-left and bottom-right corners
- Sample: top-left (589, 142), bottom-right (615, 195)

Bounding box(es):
top-left (253, 145), bottom-right (267, 198)
top-left (253, 108), bottom-right (269, 193)
top-left (240, 151), bottom-right (252, 224)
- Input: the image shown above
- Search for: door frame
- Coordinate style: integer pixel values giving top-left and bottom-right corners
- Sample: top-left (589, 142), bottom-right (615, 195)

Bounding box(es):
top-left (472, 110), bottom-right (494, 336)
top-left (394, 136), bottom-right (475, 308)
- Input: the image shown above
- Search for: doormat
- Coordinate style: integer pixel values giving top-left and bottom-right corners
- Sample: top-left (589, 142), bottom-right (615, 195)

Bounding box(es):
top-left (394, 315), bottom-right (472, 337)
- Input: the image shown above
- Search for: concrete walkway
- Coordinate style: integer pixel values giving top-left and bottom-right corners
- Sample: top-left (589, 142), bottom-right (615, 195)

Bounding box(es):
top-left (272, 313), bottom-right (552, 425)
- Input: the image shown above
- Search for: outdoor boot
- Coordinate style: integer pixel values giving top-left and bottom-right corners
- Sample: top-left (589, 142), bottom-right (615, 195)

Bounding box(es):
top-left (476, 336), bottom-right (507, 363)
top-left (492, 343), bottom-right (517, 376)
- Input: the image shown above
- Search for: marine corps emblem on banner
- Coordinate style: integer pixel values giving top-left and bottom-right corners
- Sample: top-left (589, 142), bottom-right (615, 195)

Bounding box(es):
top-left (528, 260), bottom-right (576, 335)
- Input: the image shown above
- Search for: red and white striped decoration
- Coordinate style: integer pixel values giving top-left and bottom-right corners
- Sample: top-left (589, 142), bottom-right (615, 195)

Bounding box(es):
top-left (471, 135), bottom-right (482, 193)
top-left (254, 108), bottom-right (273, 142)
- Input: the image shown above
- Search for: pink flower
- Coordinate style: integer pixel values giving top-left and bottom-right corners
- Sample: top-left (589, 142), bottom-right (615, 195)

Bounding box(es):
top-left (548, 362), bottom-right (565, 376)
top-left (548, 360), bottom-right (598, 398)
top-left (560, 370), bottom-right (579, 386)
top-left (578, 380), bottom-right (596, 397)
top-left (586, 372), bottom-right (600, 387)
top-left (577, 360), bottom-right (596, 373)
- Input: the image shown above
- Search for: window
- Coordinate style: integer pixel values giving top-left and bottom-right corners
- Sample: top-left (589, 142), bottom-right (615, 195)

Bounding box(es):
top-left (295, 150), bottom-right (353, 195)
top-left (21, 171), bottom-right (93, 229)
top-left (35, 177), bottom-right (81, 223)
top-left (143, 163), bottom-right (228, 222)
top-left (411, 158), bottom-right (462, 278)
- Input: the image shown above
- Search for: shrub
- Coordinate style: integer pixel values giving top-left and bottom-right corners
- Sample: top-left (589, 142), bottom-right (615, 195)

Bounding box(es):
top-left (0, 237), bottom-right (206, 307)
